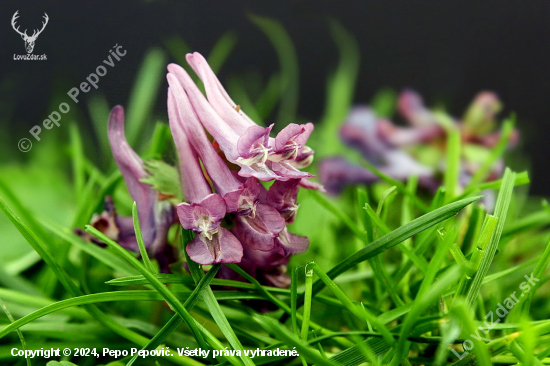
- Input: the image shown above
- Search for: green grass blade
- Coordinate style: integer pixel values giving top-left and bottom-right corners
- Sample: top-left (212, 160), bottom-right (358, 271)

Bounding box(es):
top-left (249, 13), bottom-right (298, 129)
top-left (318, 19), bottom-right (360, 156)
top-left (125, 48), bottom-right (166, 148)
top-left (466, 169), bottom-right (515, 309)
top-left (207, 31), bottom-right (238, 73)
top-left (443, 129), bottom-right (461, 202)
top-left (301, 195), bottom-right (481, 305)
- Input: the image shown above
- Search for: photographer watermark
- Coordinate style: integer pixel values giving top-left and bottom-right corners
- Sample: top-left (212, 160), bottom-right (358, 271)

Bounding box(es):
top-left (12, 10), bottom-right (48, 60)
top-left (18, 44), bottom-right (127, 152)
top-left (452, 272), bottom-right (540, 359)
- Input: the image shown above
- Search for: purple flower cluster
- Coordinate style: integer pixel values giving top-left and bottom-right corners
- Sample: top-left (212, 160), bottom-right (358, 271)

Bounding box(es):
top-left (167, 53), bottom-right (315, 267)
top-left (84, 52), bottom-right (317, 284)
top-left (320, 89), bottom-right (519, 195)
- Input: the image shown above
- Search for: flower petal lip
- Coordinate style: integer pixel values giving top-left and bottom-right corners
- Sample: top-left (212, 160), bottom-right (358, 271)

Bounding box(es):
top-left (186, 227), bottom-right (243, 264)
top-left (233, 203), bottom-right (286, 252)
top-left (176, 193), bottom-right (227, 234)
top-left (108, 105), bottom-right (157, 246)
top-left (274, 228), bottom-right (309, 256)
top-left (267, 179), bottom-right (300, 224)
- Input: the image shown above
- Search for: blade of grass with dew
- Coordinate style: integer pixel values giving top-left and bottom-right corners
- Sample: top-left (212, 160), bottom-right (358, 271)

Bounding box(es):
top-left (300, 266), bottom-right (314, 366)
top-left (132, 202), bottom-right (155, 273)
top-left (0, 198), bottom-right (151, 346)
top-left (466, 168), bottom-right (516, 309)
top-left (249, 13), bottom-right (298, 130)
top-left (125, 48), bottom-right (166, 148)
top-left (301, 266), bottom-right (314, 343)
top-left (294, 195), bottom-right (481, 309)
top-left (318, 19), bottom-right (360, 156)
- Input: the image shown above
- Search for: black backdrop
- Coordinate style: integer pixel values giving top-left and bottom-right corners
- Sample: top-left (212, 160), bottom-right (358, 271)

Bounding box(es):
top-left (2, 0), bottom-right (549, 194)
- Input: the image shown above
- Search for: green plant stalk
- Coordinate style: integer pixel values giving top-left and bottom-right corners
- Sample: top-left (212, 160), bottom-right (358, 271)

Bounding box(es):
top-left (454, 215), bottom-right (498, 299)
top-left (465, 169), bottom-right (515, 309)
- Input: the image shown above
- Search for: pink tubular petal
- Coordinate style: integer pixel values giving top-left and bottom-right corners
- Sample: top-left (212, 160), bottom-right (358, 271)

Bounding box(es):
top-left (167, 64), bottom-right (240, 159)
top-left (108, 106), bottom-right (156, 245)
top-left (167, 89), bottom-right (212, 203)
top-left (274, 228), bottom-right (309, 256)
top-left (186, 52), bottom-right (256, 135)
top-left (168, 67), bottom-right (278, 182)
top-left (167, 74), bottom-right (241, 195)
top-left (186, 227), bottom-right (243, 265)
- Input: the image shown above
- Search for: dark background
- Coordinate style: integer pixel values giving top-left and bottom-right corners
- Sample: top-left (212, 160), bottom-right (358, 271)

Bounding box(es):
top-left (1, 0), bottom-right (549, 194)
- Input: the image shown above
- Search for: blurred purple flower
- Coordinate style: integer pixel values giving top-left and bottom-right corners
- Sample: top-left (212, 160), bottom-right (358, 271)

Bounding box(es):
top-left (320, 89), bottom-right (519, 195)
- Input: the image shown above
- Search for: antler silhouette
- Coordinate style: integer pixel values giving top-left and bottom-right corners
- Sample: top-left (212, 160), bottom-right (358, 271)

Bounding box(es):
top-left (11, 10), bottom-right (28, 38)
top-left (30, 13), bottom-right (49, 40)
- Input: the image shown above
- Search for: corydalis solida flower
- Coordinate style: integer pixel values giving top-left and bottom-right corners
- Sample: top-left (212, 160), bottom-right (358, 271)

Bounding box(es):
top-left (167, 53), bottom-right (313, 265)
top-left (77, 106), bottom-right (176, 271)
top-left (168, 52), bottom-right (314, 182)
top-left (320, 89), bottom-right (518, 195)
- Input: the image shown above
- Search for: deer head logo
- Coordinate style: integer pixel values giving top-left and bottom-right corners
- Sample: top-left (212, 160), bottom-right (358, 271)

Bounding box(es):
top-left (11, 11), bottom-right (49, 54)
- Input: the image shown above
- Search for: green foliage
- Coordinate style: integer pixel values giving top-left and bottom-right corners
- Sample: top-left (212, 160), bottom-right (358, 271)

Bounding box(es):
top-left (0, 18), bottom-right (548, 366)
